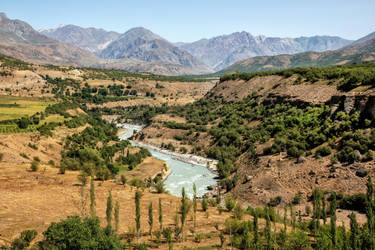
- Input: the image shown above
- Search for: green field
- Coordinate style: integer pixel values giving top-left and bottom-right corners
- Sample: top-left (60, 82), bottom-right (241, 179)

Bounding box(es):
top-left (0, 95), bottom-right (56, 121)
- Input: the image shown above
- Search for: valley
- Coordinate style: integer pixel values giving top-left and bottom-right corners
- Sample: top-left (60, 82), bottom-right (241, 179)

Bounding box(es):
top-left (0, 5), bottom-right (375, 249)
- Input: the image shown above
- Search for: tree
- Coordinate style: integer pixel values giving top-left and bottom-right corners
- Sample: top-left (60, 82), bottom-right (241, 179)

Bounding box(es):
top-left (90, 177), bottom-right (96, 218)
top-left (106, 191), bottom-right (113, 233)
top-left (162, 228), bottom-right (173, 250)
top-left (135, 190), bottom-right (141, 240)
top-left (5, 230), bottom-right (37, 250)
top-left (330, 192), bottom-right (337, 248)
top-left (366, 176), bottom-right (375, 249)
top-left (193, 183), bottom-right (197, 229)
top-left (312, 188), bottom-right (323, 233)
top-left (253, 211), bottom-right (259, 249)
top-left (180, 187), bottom-right (191, 241)
top-left (265, 206), bottom-right (273, 250)
top-left (38, 216), bottom-right (123, 249)
top-left (148, 202), bottom-right (153, 237)
top-left (225, 195), bottom-right (236, 212)
top-left (350, 212), bottom-right (360, 250)
top-left (114, 201), bottom-right (119, 233)
top-left (159, 198), bottom-right (163, 231)
top-left (202, 197), bottom-right (208, 212)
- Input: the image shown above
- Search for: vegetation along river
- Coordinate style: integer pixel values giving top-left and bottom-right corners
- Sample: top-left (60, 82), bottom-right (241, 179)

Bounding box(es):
top-left (118, 123), bottom-right (217, 198)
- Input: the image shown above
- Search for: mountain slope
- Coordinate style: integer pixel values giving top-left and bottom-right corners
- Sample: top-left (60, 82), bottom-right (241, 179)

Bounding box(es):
top-left (177, 32), bottom-right (352, 71)
top-left (40, 25), bottom-right (120, 53)
top-left (99, 27), bottom-right (213, 74)
top-left (218, 35), bottom-right (375, 74)
top-left (0, 13), bottom-right (99, 66)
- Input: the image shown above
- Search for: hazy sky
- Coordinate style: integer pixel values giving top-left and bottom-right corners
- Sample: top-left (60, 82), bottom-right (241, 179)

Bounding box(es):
top-left (2, 0), bottom-right (375, 42)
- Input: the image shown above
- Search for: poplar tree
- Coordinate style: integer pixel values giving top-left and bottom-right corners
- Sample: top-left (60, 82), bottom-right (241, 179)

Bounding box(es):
top-left (193, 183), bottom-right (197, 229)
top-left (148, 202), bottom-right (153, 237)
top-left (366, 176), bottom-right (375, 250)
top-left (253, 211), bottom-right (259, 249)
top-left (265, 206), bottom-right (273, 250)
top-left (322, 195), bottom-right (327, 225)
top-left (159, 198), bottom-right (163, 231)
top-left (114, 201), bottom-right (119, 233)
top-left (135, 190), bottom-right (141, 240)
top-left (349, 212), bottom-right (360, 250)
top-left (180, 187), bottom-right (190, 241)
top-left (330, 192), bottom-right (337, 248)
top-left (90, 177), bottom-right (96, 218)
top-left (106, 191), bottom-right (113, 233)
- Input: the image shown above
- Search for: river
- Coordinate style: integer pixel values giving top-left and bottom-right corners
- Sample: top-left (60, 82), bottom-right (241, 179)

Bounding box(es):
top-left (118, 123), bottom-right (217, 198)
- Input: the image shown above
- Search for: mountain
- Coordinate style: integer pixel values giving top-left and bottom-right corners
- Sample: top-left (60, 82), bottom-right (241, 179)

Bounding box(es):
top-left (99, 27), bottom-right (213, 74)
top-left (353, 31), bottom-right (375, 45)
top-left (218, 34), bottom-right (375, 74)
top-left (0, 14), bottom-right (211, 75)
top-left (40, 25), bottom-right (120, 53)
top-left (177, 32), bottom-right (353, 71)
top-left (0, 12), bottom-right (99, 66)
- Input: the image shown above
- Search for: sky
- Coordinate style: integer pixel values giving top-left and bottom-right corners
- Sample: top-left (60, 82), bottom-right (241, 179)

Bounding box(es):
top-left (2, 0), bottom-right (375, 42)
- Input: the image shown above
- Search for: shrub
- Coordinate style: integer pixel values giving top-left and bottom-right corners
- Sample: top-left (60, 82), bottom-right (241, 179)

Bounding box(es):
top-left (292, 192), bottom-right (303, 205)
top-left (225, 196), bottom-right (236, 212)
top-left (30, 160), bottom-right (39, 172)
top-left (48, 160), bottom-right (55, 166)
top-left (268, 196), bottom-right (282, 207)
top-left (315, 146), bottom-right (331, 157)
top-left (120, 175), bottom-right (127, 185)
top-left (0, 152), bottom-right (3, 161)
top-left (233, 203), bottom-right (244, 220)
top-left (33, 156), bottom-right (41, 162)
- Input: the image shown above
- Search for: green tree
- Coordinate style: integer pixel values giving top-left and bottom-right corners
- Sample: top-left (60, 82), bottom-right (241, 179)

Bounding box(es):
top-left (162, 228), bottom-right (173, 250)
top-left (180, 187), bottom-right (191, 241)
top-left (38, 216), bottom-right (123, 249)
top-left (159, 198), bottom-right (163, 231)
top-left (265, 206), bottom-right (273, 250)
top-left (253, 211), bottom-right (259, 249)
top-left (90, 177), bottom-right (96, 218)
top-left (106, 191), bottom-right (113, 233)
top-left (330, 192), bottom-right (337, 248)
top-left (135, 190), bottom-right (141, 240)
top-left (114, 201), bottom-right (119, 233)
top-left (349, 212), bottom-right (360, 250)
top-left (202, 197), bottom-right (208, 211)
top-left (148, 202), bottom-right (153, 237)
top-left (193, 183), bottom-right (197, 229)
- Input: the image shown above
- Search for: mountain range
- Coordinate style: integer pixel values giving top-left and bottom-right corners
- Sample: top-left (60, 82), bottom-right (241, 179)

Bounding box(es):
top-left (1, 12), bottom-right (374, 75)
top-left (176, 33), bottom-right (352, 71)
top-left (219, 33), bottom-right (375, 74)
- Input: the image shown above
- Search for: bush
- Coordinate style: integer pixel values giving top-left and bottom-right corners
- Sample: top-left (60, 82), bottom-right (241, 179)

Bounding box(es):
top-left (120, 175), bottom-right (127, 185)
top-left (225, 196), bottom-right (236, 212)
top-left (30, 160), bottom-right (39, 172)
top-left (48, 160), bottom-right (55, 166)
top-left (233, 203), bottom-right (244, 220)
top-left (268, 196), bottom-right (282, 207)
top-left (315, 146), bottom-right (331, 157)
top-left (292, 192), bottom-right (303, 205)
top-left (0, 152), bottom-right (3, 161)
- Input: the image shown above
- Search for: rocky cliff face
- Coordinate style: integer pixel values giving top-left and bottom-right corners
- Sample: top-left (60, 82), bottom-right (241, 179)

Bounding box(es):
top-left (329, 94), bottom-right (375, 120)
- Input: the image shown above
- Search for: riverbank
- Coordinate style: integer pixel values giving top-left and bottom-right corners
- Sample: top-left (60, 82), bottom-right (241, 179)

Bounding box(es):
top-left (132, 140), bottom-right (218, 174)
top-left (117, 123), bottom-right (218, 198)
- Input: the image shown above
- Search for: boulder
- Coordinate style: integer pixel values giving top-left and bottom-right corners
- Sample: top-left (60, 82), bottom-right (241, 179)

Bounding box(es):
top-left (297, 156), bottom-right (307, 164)
top-left (354, 150), bottom-right (363, 161)
top-left (356, 167), bottom-right (368, 178)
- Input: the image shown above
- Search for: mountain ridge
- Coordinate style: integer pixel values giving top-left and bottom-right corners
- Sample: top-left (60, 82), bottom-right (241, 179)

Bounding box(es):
top-left (177, 31), bottom-right (353, 71)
